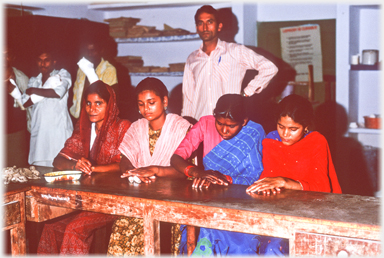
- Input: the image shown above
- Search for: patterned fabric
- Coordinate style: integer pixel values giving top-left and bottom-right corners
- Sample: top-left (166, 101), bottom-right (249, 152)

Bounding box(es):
top-left (178, 120), bottom-right (287, 256)
top-left (60, 82), bottom-right (131, 165)
top-left (149, 127), bottom-right (162, 156)
top-left (108, 217), bottom-right (144, 256)
top-left (262, 131), bottom-right (342, 193)
top-left (203, 120), bottom-right (265, 185)
top-left (37, 211), bottom-right (117, 255)
top-left (119, 114), bottom-right (192, 168)
top-left (37, 83), bottom-right (130, 255)
top-left (70, 58), bottom-right (118, 118)
top-left (171, 224), bottom-right (182, 255)
top-left (181, 39), bottom-right (278, 120)
top-left (183, 228), bottom-right (288, 256)
top-left (107, 125), bottom-right (163, 256)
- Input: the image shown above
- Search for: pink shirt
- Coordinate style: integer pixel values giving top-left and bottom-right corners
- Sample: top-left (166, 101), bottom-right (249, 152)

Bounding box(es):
top-left (181, 39), bottom-right (278, 120)
top-left (174, 116), bottom-right (222, 160)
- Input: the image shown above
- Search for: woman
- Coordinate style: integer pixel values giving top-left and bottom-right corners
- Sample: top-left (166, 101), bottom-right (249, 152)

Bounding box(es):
top-left (171, 94), bottom-right (286, 256)
top-left (246, 94), bottom-right (342, 196)
top-left (107, 77), bottom-right (192, 256)
top-left (37, 81), bottom-right (131, 255)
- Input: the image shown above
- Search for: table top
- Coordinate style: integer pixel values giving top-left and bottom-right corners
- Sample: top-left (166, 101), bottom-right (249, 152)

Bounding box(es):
top-left (4, 166), bottom-right (380, 227)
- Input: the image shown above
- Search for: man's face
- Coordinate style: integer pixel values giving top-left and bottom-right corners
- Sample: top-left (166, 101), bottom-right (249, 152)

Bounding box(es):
top-left (196, 12), bottom-right (222, 42)
top-left (37, 53), bottom-right (56, 76)
top-left (84, 43), bottom-right (101, 65)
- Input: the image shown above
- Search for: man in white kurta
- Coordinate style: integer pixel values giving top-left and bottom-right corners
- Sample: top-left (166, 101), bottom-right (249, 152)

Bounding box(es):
top-left (22, 51), bottom-right (73, 167)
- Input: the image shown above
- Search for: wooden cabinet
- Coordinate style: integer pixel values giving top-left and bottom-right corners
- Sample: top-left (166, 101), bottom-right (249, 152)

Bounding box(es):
top-left (294, 232), bottom-right (381, 256)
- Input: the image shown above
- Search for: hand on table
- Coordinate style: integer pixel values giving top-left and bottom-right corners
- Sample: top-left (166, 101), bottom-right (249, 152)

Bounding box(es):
top-left (74, 157), bottom-right (93, 175)
top-left (191, 170), bottom-right (230, 190)
top-left (121, 166), bottom-right (157, 184)
top-left (246, 177), bottom-right (284, 196)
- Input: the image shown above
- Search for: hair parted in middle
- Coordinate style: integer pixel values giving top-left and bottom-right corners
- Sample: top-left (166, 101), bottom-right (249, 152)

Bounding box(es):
top-left (213, 94), bottom-right (247, 124)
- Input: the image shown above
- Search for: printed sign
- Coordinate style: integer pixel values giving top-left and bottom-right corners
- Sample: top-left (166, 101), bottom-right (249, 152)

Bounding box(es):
top-left (280, 24), bottom-right (323, 82)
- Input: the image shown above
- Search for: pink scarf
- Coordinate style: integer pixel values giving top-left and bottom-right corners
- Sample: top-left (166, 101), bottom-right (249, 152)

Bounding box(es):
top-left (119, 114), bottom-right (191, 168)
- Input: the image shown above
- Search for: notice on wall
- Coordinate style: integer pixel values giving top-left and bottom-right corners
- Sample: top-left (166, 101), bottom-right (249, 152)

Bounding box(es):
top-left (280, 24), bottom-right (323, 82)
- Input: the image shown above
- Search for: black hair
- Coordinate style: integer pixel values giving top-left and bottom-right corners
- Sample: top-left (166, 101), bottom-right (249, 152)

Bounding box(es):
top-left (135, 77), bottom-right (168, 101)
top-left (83, 80), bottom-right (110, 104)
top-left (34, 44), bottom-right (57, 60)
top-left (213, 94), bottom-right (247, 124)
top-left (194, 5), bottom-right (220, 25)
top-left (276, 94), bottom-right (314, 129)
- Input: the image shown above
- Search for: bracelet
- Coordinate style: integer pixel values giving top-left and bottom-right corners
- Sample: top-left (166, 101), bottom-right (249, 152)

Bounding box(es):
top-left (225, 175), bottom-right (233, 184)
top-left (184, 165), bottom-right (195, 178)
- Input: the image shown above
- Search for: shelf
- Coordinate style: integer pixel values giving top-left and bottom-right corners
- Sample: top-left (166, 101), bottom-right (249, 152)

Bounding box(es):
top-left (114, 34), bottom-right (199, 43)
top-left (348, 128), bottom-right (381, 134)
top-left (350, 64), bottom-right (380, 70)
top-left (129, 71), bottom-right (183, 77)
top-left (88, 2), bottom-right (201, 11)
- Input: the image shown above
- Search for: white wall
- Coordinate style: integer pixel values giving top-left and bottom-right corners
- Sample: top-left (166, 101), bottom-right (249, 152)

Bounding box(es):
top-left (256, 3), bottom-right (337, 21)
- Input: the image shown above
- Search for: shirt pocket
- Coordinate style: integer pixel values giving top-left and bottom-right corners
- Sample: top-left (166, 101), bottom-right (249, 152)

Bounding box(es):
top-left (213, 60), bottom-right (230, 83)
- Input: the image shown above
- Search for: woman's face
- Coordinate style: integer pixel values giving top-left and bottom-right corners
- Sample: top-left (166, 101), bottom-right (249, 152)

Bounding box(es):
top-left (215, 116), bottom-right (246, 140)
top-left (277, 115), bottom-right (306, 146)
top-left (137, 90), bottom-right (167, 123)
top-left (85, 93), bottom-right (107, 126)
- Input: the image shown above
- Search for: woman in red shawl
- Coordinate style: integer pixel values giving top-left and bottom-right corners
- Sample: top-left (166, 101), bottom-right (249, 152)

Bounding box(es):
top-left (247, 94), bottom-right (341, 196)
top-left (37, 80), bottom-right (131, 255)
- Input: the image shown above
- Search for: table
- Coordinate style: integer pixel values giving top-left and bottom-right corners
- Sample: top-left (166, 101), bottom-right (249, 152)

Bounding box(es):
top-left (4, 166), bottom-right (381, 256)
top-left (3, 183), bottom-right (29, 255)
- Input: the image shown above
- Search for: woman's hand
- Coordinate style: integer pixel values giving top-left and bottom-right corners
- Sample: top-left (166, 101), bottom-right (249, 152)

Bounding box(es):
top-left (121, 166), bottom-right (158, 184)
top-left (74, 157), bottom-right (92, 175)
top-left (204, 170), bottom-right (230, 186)
top-left (191, 170), bottom-right (230, 190)
top-left (246, 177), bottom-right (285, 195)
top-left (192, 177), bottom-right (211, 189)
top-left (246, 177), bottom-right (302, 195)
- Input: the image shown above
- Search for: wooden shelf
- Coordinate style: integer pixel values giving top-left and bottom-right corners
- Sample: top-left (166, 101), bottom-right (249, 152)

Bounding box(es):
top-left (350, 64), bottom-right (380, 70)
top-left (129, 71), bottom-right (183, 77)
top-left (88, 2), bottom-right (201, 11)
top-left (114, 33), bottom-right (199, 43)
top-left (348, 128), bottom-right (381, 134)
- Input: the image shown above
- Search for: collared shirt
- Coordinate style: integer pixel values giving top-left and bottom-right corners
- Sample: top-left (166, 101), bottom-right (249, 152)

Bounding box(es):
top-left (70, 58), bottom-right (118, 119)
top-left (181, 39), bottom-right (278, 120)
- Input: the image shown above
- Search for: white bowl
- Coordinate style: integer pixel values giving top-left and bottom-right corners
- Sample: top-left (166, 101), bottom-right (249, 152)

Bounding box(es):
top-left (44, 171), bottom-right (82, 183)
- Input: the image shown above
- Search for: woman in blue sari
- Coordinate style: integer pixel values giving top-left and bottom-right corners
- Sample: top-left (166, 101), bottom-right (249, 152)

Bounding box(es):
top-left (171, 94), bottom-right (288, 256)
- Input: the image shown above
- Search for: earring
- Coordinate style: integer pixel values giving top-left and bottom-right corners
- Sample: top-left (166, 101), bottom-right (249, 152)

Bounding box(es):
top-left (164, 106), bottom-right (167, 111)
top-left (138, 110), bottom-right (141, 114)
top-left (304, 128), bottom-right (309, 134)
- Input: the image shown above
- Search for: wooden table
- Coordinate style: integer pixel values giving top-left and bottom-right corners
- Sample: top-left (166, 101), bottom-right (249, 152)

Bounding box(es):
top-left (3, 183), bottom-right (29, 255)
top-left (4, 166), bottom-right (381, 256)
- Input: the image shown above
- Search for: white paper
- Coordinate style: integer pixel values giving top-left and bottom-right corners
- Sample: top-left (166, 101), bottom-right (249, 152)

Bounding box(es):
top-left (280, 24), bottom-right (323, 82)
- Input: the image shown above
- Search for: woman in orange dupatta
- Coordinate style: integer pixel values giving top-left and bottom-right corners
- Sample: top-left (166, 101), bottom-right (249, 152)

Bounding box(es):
top-left (247, 94), bottom-right (341, 196)
top-left (37, 81), bottom-right (131, 255)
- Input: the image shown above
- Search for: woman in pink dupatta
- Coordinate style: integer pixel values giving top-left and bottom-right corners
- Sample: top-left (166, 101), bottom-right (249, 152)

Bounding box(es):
top-left (107, 77), bottom-right (191, 256)
top-left (37, 81), bottom-right (131, 255)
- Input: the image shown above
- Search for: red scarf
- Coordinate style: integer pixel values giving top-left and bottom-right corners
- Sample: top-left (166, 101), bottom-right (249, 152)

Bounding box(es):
top-left (261, 132), bottom-right (342, 193)
top-left (60, 84), bottom-right (131, 165)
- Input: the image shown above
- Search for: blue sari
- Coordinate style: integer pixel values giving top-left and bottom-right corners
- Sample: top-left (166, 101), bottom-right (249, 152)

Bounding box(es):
top-left (179, 121), bottom-right (289, 256)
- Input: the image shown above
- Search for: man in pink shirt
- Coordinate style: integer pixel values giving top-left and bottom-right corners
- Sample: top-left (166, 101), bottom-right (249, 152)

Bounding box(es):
top-left (181, 5), bottom-right (278, 121)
